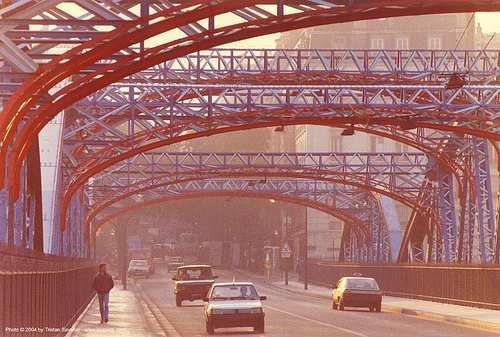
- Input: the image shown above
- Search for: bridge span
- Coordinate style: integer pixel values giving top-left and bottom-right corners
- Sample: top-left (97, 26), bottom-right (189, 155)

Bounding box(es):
top-left (1, 0), bottom-right (500, 333)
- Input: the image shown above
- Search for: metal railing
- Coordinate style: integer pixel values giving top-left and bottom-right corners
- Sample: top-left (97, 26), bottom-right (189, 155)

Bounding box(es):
top-left (0, 243), bottom-right (96, 336)
top-left (307, 261), bottom-right (500, 310)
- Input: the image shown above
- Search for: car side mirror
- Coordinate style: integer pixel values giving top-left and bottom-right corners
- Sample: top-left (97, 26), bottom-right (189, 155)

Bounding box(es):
top-left (172, 277), bottom-right (177, 281)
top-left (213, 275), bottom-right (218, 279)
top-left (260, 296), bottom-right (267, 301)
top-left (203, 297), bottom-right (209, 302)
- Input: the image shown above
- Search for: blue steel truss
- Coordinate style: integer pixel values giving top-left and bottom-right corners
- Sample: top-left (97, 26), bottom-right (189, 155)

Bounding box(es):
top-left (86, 179), bottom-right (390, 263)
top-left (57, 70), bottom-right (496, 262)
top-left (0, 0), bottom-right (497, 264)
top-left (72, 151), bottom-right (451, 263)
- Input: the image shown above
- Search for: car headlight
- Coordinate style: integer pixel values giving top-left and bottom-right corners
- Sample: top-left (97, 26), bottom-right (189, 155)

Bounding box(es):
top-left (210, 309), bottom-right (223, 315)
top-left (251, 308), bottom-right (263, 314)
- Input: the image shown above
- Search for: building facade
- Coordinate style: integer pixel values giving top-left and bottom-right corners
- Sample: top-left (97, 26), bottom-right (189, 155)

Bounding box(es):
top-left (272, 14), bottom-right (498, 262)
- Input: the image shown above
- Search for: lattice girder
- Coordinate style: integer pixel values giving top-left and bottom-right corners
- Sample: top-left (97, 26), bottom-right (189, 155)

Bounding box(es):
top-left (87, 180), bottom-right (395, 263)
top-left (3, 0), bottom-right (500, 196)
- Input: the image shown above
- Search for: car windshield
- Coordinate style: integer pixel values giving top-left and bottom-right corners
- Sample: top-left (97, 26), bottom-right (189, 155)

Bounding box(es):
top-left (170, 257), bottom-right (182, 262)
top-left (345, 278), bottom-right (379, 290)
top-left (130, 261), bottom-right (148, 267)
top-left (211, 285), bottom-right (259, 300)
top-left (178, 267), bottom-right (212, 280)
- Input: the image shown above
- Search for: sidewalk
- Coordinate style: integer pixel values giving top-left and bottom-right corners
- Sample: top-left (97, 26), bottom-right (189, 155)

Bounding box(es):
top-left (67, 272), bottom-right (500, 336)
top-left (67, 280), bottom-right (168, 337)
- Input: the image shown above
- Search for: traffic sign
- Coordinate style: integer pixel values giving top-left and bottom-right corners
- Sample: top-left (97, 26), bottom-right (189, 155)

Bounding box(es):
top-left (281, 242), bottom-right (292, 258)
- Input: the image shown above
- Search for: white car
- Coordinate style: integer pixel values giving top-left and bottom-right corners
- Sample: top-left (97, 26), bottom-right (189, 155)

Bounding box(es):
top-left (127, 259), bottom-right (152, 278)
top-left (203, 282), bottom-right (266, 335)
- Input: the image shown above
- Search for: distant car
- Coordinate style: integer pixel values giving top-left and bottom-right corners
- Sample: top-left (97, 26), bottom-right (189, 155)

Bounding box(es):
top-left (167, 256), bottom-right (184, 272)
top-left (128, 259), bottom-right (153, 278)
top-left (151, 243), bottom-right (166, 259)
top-left (172, 265), bottom-right (217, 307)
top-left (204, 282), bottom-right (266, 335)
top-left (332, 276), bottom-right (382, 312)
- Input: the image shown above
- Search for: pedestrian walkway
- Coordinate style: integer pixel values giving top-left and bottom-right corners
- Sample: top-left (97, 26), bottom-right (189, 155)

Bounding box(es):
top-left (67, 272), bottom-right (500, 336)
top-left (67, 280), bottom-right (166, 337)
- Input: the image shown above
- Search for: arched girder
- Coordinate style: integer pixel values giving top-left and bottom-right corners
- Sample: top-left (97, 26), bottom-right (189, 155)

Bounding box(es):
top-left (53, 81), bottom-right (498, 181)
top-left (56, 116), bottom-right (477, 232)
top-left (82, 169), bottom-right (438, 243)
top-left (3, 0), bottom-right (500, 190)
top-left (58, 84), bottom-right (481, 196)
top-left (60, 48), bottom-right (500, 173)
top-left (87, 189), bottom-right (369, 250)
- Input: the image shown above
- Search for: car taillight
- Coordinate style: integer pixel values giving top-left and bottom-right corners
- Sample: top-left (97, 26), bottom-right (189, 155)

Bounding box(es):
top-left (251, 308), bottom-right (263, 314)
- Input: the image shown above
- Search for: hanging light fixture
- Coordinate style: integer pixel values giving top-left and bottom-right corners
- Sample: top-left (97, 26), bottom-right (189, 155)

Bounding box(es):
top-left (341, 124), bottom-right (355, 136)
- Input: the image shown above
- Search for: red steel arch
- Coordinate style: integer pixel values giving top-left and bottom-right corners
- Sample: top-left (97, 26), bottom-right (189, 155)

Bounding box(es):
top-left (57, 114), bottom-right (475, 232)
top-left (82, 171), bottom-right (439, 243)
top-left (2, 0), bottom-right (500, 193)
top-left (88, 190), bottom-right (368, 247)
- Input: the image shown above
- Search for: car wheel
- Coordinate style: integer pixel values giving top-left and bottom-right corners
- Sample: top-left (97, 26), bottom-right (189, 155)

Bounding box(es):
top-left (332, 299), bottom-right (338, 310)
top-left (339, 298), bottom-right (345, 311)
top-left (375, 303), bottom-right (381, 312)
top-left (369, 306), bottom-right (374, 312)
top-left (254, 320), bottom-right (264, 333)
top-left (206, 321), bottom-right (215, 335)
top-left (175, 296), bottom-right (182, 307)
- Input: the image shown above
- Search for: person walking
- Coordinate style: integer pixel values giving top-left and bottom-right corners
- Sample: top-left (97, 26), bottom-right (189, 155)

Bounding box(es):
top-left (91, 263), bottom-right (114, 323)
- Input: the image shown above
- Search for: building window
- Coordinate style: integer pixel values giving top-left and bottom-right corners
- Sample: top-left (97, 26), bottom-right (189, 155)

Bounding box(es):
top-left (331, 135), bottom-right (342, 152)
top-left (371, 136), bottom-right (385, 153)
top-left (395, 141), bottom-right (409, 153)
top-left (371, 38), bottom-right (384, 49)
top-left (332, 37), bottom-right (346, 49)
top-left (396, 37), bottom-right (409, 50)
top-left (428, 37), bottom-right (442, 50)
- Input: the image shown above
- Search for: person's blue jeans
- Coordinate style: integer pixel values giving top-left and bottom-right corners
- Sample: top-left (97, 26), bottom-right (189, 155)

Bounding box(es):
top-left (98, 293), bottom-right (109, 321)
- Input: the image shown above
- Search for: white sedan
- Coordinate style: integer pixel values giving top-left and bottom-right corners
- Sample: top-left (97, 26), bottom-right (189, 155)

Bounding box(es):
top-left (203, 282), bottom-right (266, 335)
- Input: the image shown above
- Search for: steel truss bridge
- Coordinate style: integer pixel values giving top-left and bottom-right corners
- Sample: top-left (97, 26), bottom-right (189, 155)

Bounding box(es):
top-left (84, 151), bottom-right (437, 262)
top-left (0, 1), bottom-right (500, 266)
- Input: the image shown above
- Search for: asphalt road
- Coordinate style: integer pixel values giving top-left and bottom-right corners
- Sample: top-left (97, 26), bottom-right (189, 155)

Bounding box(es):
top-left (131, 261), bottom-right (499, 337)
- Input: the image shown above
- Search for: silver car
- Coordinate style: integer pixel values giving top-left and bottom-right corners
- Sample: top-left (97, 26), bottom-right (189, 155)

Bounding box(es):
top-left (127, 259), bottom-right (152, 278)
top-left (203, 282), bottom-right (266, 335)
top-left (332, 276), bottom-right (382, 312)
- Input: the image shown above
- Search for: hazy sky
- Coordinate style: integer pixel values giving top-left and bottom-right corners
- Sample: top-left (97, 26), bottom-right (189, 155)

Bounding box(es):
top-left (477, 12), bottom-right (500, 33)
top-left (224, 11), bottom-right (500, 49)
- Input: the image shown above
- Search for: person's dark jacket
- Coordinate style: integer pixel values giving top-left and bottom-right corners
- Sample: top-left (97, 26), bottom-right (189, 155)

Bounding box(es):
top-left (92, 272), bottom-right (114, 294)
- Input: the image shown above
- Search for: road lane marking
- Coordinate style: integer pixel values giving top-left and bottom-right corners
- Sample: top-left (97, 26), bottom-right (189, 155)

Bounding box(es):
top-left (265, 304), bottom-right (369, 337)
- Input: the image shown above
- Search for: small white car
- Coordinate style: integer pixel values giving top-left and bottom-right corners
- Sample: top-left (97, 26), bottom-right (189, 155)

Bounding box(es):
top-left (127, 259), bottom-right (152, 278)
top-left (203, 282), bottom-right (266, 335)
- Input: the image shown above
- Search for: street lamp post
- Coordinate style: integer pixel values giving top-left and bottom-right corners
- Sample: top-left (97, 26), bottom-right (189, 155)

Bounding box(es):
top-left (122, 219), bottom-right (127, 290)
top-left (304, 209), bottom-right (308, 291)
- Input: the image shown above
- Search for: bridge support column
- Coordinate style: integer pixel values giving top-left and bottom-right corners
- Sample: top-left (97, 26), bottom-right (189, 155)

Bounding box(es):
top-left (0, 187), bottom-right (6, 243)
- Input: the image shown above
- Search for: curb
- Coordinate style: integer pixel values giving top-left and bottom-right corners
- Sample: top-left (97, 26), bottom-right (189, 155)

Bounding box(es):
top-left (137, 289), bottom-right (182, 337)
top-left (133, 281), bottom-right (180, 337)
top-left (382, 305), bottom-right (500, 334)
top-left (135, 291), bottom-right (168, 337)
